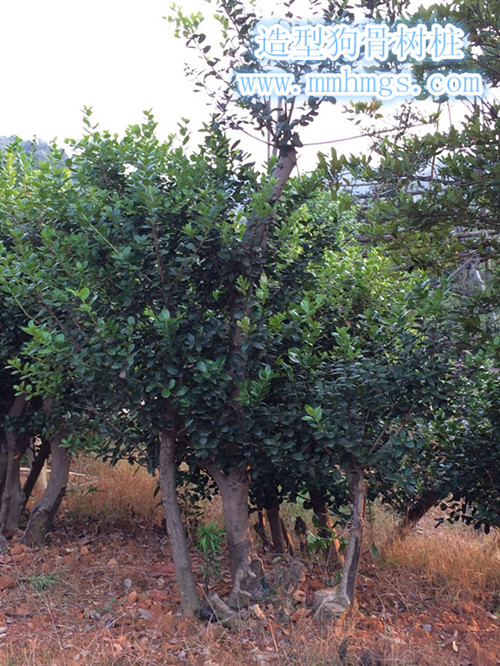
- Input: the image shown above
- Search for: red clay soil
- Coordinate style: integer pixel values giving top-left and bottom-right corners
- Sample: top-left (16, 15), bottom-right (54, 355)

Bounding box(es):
top-left (0, 522), bottom-right (498, 666)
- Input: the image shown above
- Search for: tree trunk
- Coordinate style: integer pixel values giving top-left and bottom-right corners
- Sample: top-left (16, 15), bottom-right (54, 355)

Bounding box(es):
top-left (253, 508), bottom-right (272, 551)
top-left (388, 489), bottom-right (443, 544)
top-left (280, 516), bottom-right (295, 556)
top-left (0, 436), bottom-right (7, 504)
top-left (209, 468), bottom-right (252, 579)
top-left (207, 466), bottom-right (265, 606)
top-left (266, 490), bottom-right (286, 554)
top-left (0, 396), bottom-right (29, 535)
top-left (21, 433), bottom-right (71, 547)
top-left (23, 436), bottom-right (51, 506)
top-left (309, 487), bottom-right (345, 566)
top-left (339, 464), bottom-right (367, 608)
top-left (158, 430), bottom-right (200, 616)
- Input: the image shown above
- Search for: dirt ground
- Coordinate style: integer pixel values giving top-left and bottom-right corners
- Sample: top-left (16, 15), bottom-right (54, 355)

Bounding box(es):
top-left (0, 517), bottom-right (499, 666)
top-left (1, 462), bottom-right (499, 665)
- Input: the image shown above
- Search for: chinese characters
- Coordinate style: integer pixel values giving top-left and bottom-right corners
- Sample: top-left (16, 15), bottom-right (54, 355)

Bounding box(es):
top-left (254, 22), bottom-right (466, 63)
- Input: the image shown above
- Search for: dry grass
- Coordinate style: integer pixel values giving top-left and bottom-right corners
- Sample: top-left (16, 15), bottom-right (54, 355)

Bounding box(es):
top-left (62, 458), bottom-right (500, 600)
top-left (63, 457), bottom-right (164, 525)
top-left (384, 523), bottom-right (500, 600)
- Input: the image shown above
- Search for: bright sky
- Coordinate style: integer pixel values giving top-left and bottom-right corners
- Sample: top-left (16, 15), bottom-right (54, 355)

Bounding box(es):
top-left (0, 0), bottom-right (476, 172)
top-left (0, 1), bottom-right (198, 140)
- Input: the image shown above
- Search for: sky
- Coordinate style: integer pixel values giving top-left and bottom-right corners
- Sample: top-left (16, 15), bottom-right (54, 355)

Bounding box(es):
top-left (0, 0), bottom-right (478, 173)
top-left (0, 1), bottom-right (197, 140)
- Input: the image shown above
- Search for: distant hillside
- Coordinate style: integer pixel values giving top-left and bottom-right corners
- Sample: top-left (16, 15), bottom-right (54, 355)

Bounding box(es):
top-left (0, 135), bottom-right (53, 163)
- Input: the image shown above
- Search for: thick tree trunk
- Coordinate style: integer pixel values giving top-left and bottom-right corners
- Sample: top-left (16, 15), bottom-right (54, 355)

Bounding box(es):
top-left (339, 464), bottom-right (367, 608)
top-left (207, 466), bottom-right (264, 606)
top-left (158, 430), bottom-right (200, 616)
top-left (209, 468), bottom-right (252, 579)
top-left (388, 489), bottom-right (443, 544)
top-left (0, 396), bottom-right (29, 535)
top-left (23, 437), bottom-right (51, 506)
top-left (309, 487), bottom-right (345, 566)
top-left (21, 433), bottom-right (71, 547)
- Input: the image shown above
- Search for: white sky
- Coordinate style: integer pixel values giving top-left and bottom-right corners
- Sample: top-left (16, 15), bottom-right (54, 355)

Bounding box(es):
top-left (0, 0), bottom-right (477, 173)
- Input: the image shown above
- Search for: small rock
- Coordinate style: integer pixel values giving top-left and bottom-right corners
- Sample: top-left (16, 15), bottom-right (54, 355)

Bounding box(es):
top-left (10, 545), bottom-right (24, 556)
top-left (423, 624), bottom-right (432, 633)
top-left (80, 546), bottom-right (90, 556)
top-left (107, 558), bottom-right (118, 568)
top-left (150, 589), bottom-right (170, 603)
top-left (312, 588), bottom-right (349, 619)
top-left (137, 608), bottom-right (151, 621)
top-left (127, 590), bottom-right (138, 605)
top-left (123, 578), bottom-right (133, 591)
top-left (0, 575), bottom-right (16, 591)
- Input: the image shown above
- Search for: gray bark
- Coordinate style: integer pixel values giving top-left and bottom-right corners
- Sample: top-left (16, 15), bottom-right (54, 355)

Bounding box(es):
top-left (0, 395), bottom-right (29, 535)
top-left (207, 467), bottom-right (265, 606)
top-left (339, 464), bottom-right (367, 608)
top-left (158, 430), bottom-right (200, 616)
top-left (208, 467), bottom-right (252, 580)
top-left (21, 433), bottom-right (71, 547)
top-left (217, 146), bottom-right (297, 604)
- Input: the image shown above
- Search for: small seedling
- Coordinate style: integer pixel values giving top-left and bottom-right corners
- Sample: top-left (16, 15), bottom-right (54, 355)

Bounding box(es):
top-left (195, 522), bottom-right (226, 594)
top-left (22, 573), bottom-right (57, 592)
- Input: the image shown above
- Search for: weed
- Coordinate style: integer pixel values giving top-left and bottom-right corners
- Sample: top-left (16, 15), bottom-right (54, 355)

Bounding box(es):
top-left (21, 573), bottom-right (57, 592)
top-left (306, 530), bottom-right (333, 555)
top-left (195, 522), bottom-right (226, 593)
